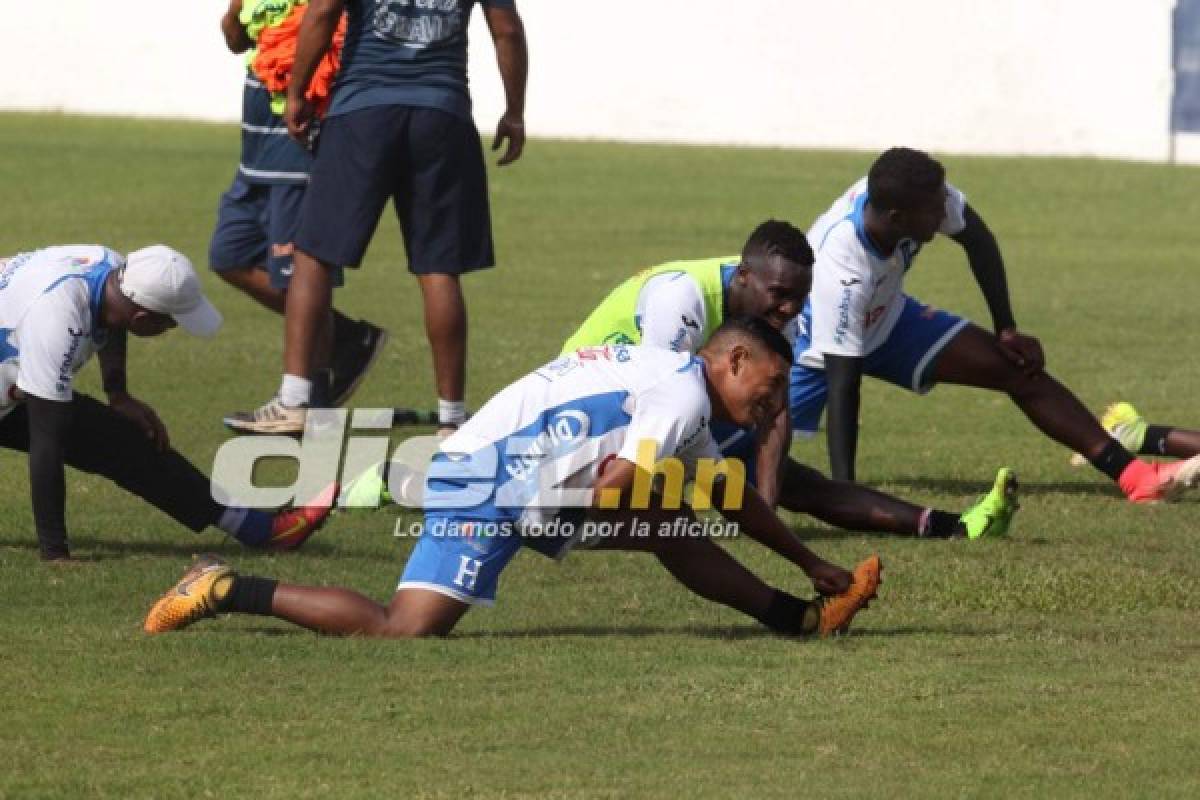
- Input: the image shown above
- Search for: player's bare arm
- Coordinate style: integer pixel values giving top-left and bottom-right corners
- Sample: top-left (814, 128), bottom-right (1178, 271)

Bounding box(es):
top-left (753, 407), bottom-right (790, 508)
top-left (221, 0), bottom-right (252, 54)
top-left (484, 4), bottom-right (528, 166)
top-left (284, 0), bottom-right (345, 143)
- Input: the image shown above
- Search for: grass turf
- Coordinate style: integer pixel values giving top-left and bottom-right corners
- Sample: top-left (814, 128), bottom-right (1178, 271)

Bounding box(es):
top-left (1, 112), bottom-right (1200, 798)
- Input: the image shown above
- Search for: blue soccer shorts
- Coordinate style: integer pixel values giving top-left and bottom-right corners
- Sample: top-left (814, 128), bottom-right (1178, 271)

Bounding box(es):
top-left (790, 295), bottom-right (969, 435)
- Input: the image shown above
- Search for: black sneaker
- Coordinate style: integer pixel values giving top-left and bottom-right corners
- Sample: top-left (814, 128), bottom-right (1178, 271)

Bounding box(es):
top-left (329, 318), bottom-right (388, 407)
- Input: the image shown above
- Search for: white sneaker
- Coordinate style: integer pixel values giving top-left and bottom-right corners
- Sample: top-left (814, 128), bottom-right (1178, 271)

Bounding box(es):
top-left (224, 396), bottom-right (307, 435)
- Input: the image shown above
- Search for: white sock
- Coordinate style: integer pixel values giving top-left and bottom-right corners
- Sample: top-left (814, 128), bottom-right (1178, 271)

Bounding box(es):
top-left (280, 374), bottom-right (313, 407)
top-left (217, 507), bottom-right (249, 536)
top-left (438, 398), bottom-right (466, 427)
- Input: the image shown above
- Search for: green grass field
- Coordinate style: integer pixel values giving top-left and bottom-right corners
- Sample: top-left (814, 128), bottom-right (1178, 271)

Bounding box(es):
top-left (2, 112), bottom-right (1200, 798)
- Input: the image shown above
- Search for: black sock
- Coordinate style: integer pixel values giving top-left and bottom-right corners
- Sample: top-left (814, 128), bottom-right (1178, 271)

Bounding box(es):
top-left (922, 510), bottom-right (963, 539)
top-left (222, 575), bottom-right (279, 616)
top-left (1141, 425), bottom-right (1174, 456)
top-left (1088, 439), bottom-right (1135, 482)
top-left (757, 589), bottom-right (816, 635)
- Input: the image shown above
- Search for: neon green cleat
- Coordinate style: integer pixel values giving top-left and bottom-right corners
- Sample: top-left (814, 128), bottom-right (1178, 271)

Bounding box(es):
top-left (339, 463), bottom-right (393, 509)
top-left (1101, 402), bottom-right (1148, 454)
top-left (959, 467), bottom-right (1019, 539)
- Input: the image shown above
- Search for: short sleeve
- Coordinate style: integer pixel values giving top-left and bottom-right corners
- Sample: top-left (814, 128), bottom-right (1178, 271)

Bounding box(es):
top-left (15, 289), bottom-right (91, 403)
top-left (617, 367), bottom-right (719, 474)
top-left (636, 273), bottom-right (707, 354)
top-left (808, 228), bottom-right (873, 358)
top-left (939, 183), bottom-right (968, 236)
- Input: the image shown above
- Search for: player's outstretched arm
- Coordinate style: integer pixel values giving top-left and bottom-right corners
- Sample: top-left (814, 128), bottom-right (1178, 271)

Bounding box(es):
top-left (753, 408), bottom-right (790, 509)
top-left (951, 205), bottom-right (1044, 373)
top-left (951, 205), bottom-right (1018, 335)
top-left (25, 394), bottom-right (73, 560)
top-left (824, 353), bottom-right (864, 482)
top-left (717, 481), bottom-right (853, 596)
top-left (484, 4), bottom-right (528, 166)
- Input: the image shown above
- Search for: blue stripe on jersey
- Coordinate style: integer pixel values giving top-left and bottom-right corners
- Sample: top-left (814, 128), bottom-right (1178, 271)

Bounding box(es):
top-left (426, 389), bottom-right (633, 521)
top-left (0, 328), bottom-right (17, 363)
top-left (849, 193), bottom-right (888, 260)
top-left (38, 255), bottom-right (116, 338)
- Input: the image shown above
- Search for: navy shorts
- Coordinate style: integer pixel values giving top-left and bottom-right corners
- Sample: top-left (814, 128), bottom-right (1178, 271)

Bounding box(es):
top-left (209, 175), bottom-right (343, 289)
top-left (790, 296), bottom-right (970, 434)
top-left (295, 105), bottom-right (495, 274)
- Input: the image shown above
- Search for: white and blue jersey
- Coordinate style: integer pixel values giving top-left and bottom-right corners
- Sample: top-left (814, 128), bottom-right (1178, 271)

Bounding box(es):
top-left (400, 345), bottom-right (722, 605)
top-left (0, 246), bottom-right (119, 421)
top-left (797, 177), bottom-right (967, 367)
top-left (788, 178), bottom-right (971, 434)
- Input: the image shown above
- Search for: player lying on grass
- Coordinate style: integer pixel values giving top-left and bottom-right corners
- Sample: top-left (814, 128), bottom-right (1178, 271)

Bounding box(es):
top-left (556, 219), bottom-right (1017, 538)
top-left (793, 147), bottom-right (1200, 502)
top-left (0, 245), bottom-right (335, 561)
top-left (145, 318), bottom-right (881, 638)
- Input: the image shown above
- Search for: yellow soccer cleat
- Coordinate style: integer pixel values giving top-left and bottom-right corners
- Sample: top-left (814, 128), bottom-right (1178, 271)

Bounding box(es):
top-left (143, 555), bottom-right (235, 635)
top-left (1070, 401), bottom-right (1148, 466)
top-left (818, 555), bottom-right (883, 636)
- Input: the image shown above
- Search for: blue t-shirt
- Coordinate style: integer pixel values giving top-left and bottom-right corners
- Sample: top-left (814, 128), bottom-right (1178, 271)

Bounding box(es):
top-left (328, 0), bottom-right (515, 120)
top-left (239, 71), bottom-right (312, 185)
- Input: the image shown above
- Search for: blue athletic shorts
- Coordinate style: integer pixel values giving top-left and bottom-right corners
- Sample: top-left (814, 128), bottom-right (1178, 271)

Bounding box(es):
top-left (209, 175), bottom-right (346, 289)
top-left (295, 105), bottom-right (495, 274)
top-left (398, 516), bottom-right (521, 606)
top-left (790, 295), bottom-right (969, 434)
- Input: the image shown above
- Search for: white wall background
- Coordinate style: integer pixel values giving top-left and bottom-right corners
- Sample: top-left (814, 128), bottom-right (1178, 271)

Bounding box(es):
top-left (1, 0), bottom-right (1194, 162)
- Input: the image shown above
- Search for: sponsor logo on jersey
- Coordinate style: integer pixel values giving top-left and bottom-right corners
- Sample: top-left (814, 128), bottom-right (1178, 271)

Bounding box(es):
top-left (55, 327), bottom-right (86, 392)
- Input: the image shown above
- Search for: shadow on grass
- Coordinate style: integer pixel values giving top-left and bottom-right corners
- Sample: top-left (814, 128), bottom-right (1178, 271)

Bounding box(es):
top-left (881, 476), bottom-right (1115, 498)
top-left (233, 622), bottom-right (993, 640)
top-left (0, 535), bottom-right (336, 560)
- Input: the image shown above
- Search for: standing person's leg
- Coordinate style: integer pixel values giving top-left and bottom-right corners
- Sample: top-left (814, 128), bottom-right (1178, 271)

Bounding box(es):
top-left (225, 108), bottom-right (402, 433)
top-left (395, 109), bottom-right (495, 435)
top-left (417, 273), bottom-right (467, 429)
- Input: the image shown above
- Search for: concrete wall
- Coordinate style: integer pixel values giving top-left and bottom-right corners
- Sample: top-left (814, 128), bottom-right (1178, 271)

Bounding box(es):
top-left (2, 0), bottom-right (1193, 162)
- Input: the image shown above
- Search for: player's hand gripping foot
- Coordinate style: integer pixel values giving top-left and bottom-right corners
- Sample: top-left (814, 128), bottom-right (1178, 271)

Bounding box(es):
top-left (1120, 454), bottom-right (1200, 504)
top-left (143, 555), bottom-right (235, 634)
top-left (224, 396), bottom-right (307, 435)
top-left (266, 481), bottom-right (339, 550)
top-left (1070, 402), bottom-right (1148, 466)
top-left (817, 555), bottom-right (883, 636)
top-left (958, 467), bottom-right (1020, 539)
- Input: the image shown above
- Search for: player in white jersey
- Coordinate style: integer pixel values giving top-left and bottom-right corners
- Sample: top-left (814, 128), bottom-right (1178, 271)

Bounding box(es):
top-left (559, 220), bottom-right (1018, 539)
top-left (0, 244), bottom-right (334, 560)
top-left (145, 318), bottom-right (882, 639)
top-left (792, 147), bottom-right (1200, 502)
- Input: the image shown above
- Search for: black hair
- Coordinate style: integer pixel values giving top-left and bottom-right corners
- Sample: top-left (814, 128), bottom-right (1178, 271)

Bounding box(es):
top-left (867, 147), bottom-right (945, 213)
top-left (710, 315), bottom-right (794, 366)
top-left (741, 219), bottom-right (814, 268)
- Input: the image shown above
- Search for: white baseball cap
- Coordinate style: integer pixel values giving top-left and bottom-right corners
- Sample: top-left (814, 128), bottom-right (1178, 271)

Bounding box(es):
top-left (120, 245), bottom-right (222, 337)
